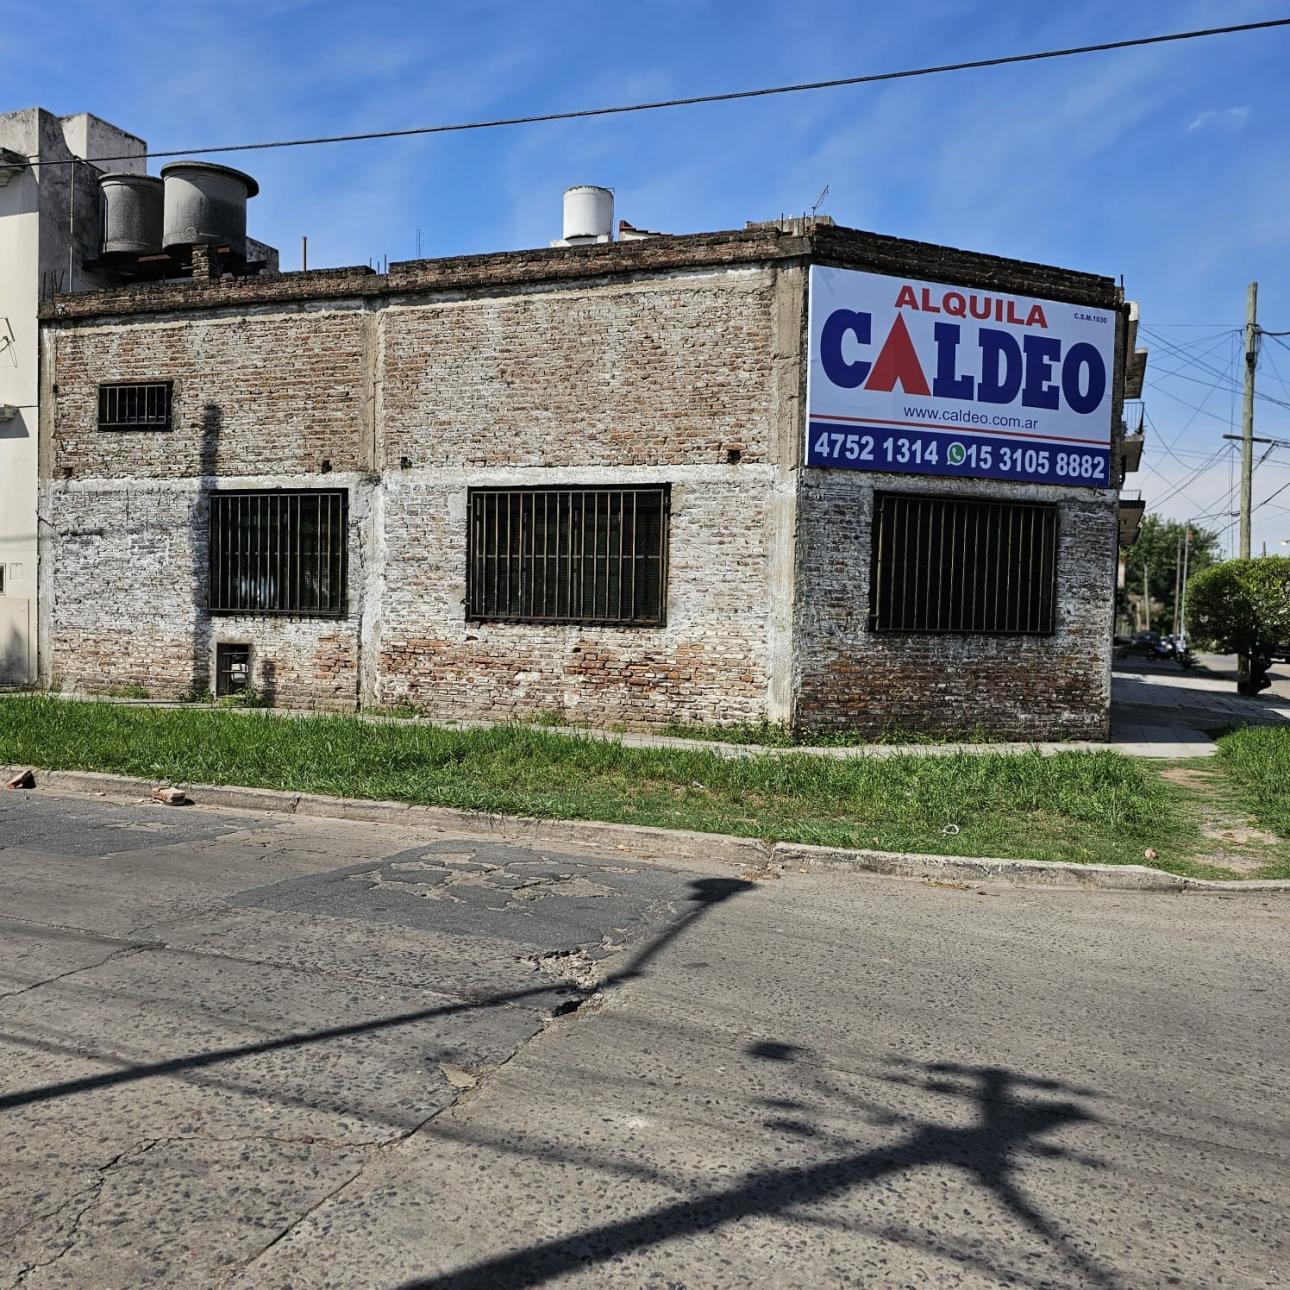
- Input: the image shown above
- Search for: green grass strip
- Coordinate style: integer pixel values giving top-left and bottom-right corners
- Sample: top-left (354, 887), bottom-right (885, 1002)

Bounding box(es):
top-left (0, 696), bottom-right (1210, 875)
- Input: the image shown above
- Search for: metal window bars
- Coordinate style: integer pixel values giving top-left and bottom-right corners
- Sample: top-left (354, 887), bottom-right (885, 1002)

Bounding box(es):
top-left (467, 486), bottom-right (669, 626)
top-left (97, 382), bottom-right (173, 430)
top-left (869, 492), bottom-right (1058, 634)
top-left (208, 490), bottom-right (347, 617)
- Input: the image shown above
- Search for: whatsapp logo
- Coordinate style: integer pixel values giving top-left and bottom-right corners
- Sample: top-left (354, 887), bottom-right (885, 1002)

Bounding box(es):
top-left (947, 442), bottom-right (966, 466)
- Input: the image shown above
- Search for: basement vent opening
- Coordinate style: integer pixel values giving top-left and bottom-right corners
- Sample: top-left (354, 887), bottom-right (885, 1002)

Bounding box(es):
top-left (215, 643), bottom-right (251, 697)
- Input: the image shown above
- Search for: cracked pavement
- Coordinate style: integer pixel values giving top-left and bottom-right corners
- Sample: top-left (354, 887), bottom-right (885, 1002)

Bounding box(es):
top-left (0, 789), bottom-right (1287, 1287)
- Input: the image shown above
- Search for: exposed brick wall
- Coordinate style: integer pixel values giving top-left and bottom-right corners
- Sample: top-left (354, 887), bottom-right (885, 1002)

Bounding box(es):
top-left (381, 271), bottom-right (774, 468)
top-left (42, 266), bottom-right (781, 728)
top-left (794, 472), bottom-right (1117, 739)
top-left (40, 221), bottom-right (1117, 325)
top-left (39, 228), bottom-right (1123, 739)
top-left (44, 483), bottom-right (201, 698)
top-left (50, 310), bottom-right (368, 479)
top-left (374, 467), bottom-right (773, 727)
top-left (41, 477), bottom-right (366, 709)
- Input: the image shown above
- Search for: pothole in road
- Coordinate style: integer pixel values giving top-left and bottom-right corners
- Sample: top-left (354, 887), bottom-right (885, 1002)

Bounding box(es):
top-left (344, 852), bottom-right (619, 906)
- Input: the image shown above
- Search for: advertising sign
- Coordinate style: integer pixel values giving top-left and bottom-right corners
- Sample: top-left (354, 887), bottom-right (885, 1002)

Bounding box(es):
top-left (805, 265), bottom-right (1116, 486)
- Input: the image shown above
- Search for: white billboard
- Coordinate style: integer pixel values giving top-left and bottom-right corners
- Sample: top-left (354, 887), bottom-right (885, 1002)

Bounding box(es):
top-left (805, 265), bottom-right (1116, 486)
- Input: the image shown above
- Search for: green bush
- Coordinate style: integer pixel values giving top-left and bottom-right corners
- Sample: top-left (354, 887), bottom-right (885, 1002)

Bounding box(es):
top-left (1186, 557), bottom-right (1290, 654)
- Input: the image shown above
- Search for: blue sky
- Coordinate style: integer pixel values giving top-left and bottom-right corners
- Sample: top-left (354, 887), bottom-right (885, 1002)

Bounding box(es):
top-left (5, 0), bottom-right (1290, 553)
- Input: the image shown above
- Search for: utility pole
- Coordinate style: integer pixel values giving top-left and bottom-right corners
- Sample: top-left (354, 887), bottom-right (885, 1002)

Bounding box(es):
top-left (1143, 563), bottom-right (1151, 633)
top-left (1240, 281), bottom-right (1258, 559)
top-left (1237, 283), bottom-right (1259, 690)
top-left (1173, 537), bottom-right (1182, 635)
top-left (1180, 525), bottom-right (1192, 639)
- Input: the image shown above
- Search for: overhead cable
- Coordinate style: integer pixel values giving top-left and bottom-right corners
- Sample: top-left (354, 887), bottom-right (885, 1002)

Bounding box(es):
top-left (21, 17), bottom-right (1290, 167)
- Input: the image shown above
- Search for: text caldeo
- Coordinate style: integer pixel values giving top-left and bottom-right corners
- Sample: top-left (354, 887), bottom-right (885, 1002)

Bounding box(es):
top-left (819, 290), bottom-right (1108, 415)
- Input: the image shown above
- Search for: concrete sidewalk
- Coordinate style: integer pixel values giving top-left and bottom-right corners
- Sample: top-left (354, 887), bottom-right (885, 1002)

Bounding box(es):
top-left (533, 714), bottom-right (1216, 761)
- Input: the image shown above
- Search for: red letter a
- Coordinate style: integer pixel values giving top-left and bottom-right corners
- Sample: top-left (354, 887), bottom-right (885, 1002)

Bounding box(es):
top-left (864, 315), bottom-right (931, 395)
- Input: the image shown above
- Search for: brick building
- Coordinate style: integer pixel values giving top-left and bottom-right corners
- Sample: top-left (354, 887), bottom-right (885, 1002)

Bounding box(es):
top-left (37, 195), bottom-right (1143, 738)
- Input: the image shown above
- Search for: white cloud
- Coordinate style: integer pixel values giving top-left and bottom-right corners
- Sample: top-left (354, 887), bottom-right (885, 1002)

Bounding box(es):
top-left (1187, 105), bottom-right (1250, 132)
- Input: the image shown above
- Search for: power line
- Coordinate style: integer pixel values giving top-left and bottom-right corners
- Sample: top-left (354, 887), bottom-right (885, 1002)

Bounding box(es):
top-left (1255, 476), bottom-right (1290, 512)
top-left (1141, 326), bottom-right (1240, 351)
top-left (1141, 332), bottom-right (1237, 448)
top-left (22, 16), bottom-right (1290, 168)
top-left (1145, 378), bottom-right (1236, 426)
top-left (1145, 325), bottom-right (1290, 412)
top-left (1143, 326), bottom-right (1246, 382)
top-left (1150, 360), bottom-right (1290, 413)
top-left (1144, 444), bottom-right (1233, 510)
top-left (1261, 340), bottom-right (1290, 403)
top-left (1141, 461), bottom-right (1211, 513)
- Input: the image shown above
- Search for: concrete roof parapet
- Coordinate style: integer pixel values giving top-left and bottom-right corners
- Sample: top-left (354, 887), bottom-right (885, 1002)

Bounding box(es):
top-left (40, 222), bottom-right (1119, 325)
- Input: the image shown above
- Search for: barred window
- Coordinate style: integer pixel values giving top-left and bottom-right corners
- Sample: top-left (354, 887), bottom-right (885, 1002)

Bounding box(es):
top-left (98, 382), bottom-right (172, 430)
top-left (869, 493), bottom-right (1058, 634)
top-left (208, 490), bottom-right (347, 617)
top-left (467, 486), bottom-right (669, 625)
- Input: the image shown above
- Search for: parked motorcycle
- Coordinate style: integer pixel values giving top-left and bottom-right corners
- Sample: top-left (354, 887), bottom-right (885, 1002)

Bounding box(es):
top-left (1169, 637), bottom-right (1195, 669)
top-left (1114, 631), bottom-right (1194, 670)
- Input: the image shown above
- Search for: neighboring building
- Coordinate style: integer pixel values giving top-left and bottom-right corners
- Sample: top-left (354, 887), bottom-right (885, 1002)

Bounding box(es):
top-left (36, 184), bottom-right (1145, 739)
top-left (0, 109), bottom-right (149, 684)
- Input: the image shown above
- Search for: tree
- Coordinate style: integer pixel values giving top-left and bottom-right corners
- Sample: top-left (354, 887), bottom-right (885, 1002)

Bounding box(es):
top-left (1121, 514), bottom-right (1220, 633)
top-left (1186, 557), bottom-right (1290, 693)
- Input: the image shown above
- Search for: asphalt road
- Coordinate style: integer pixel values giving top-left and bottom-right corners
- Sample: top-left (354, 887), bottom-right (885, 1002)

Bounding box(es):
top-left (0, 791), bottom-right (1285, 1288)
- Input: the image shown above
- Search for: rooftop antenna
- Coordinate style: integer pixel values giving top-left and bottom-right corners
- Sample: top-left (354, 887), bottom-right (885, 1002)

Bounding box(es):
top-left (415, 227), bottom-right (422, 258)
top-left (810, 184), bottom-right (829, 217)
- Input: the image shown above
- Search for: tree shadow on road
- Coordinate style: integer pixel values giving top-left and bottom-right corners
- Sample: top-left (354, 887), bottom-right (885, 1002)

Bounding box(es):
top-left (0, 876), bottom-right (1121, 1287)
top-left (0, 877), bottom-right (751, 1114)
top-left (399, 1053), bottom-right (1116, 1290)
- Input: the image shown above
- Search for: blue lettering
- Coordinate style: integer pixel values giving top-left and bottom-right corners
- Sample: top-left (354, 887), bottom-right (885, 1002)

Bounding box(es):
top-left (932, 322), bottom-right (974, 400)
top-left (1021, 335), bottom-right (1062, 410)
top-left (1061, 342), bottom-right (1106, 414)
top-left (976, 329), bottom-right (1022, 404)
top-left (820, 309), bottom-right (871, 388)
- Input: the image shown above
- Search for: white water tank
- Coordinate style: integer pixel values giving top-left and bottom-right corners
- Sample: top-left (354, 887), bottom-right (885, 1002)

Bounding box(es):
top-left (562, 185), bottom-right (614, 243)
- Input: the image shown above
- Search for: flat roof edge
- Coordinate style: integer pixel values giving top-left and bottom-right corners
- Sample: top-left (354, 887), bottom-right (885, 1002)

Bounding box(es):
top-left (40, 225), bottom-right (1120, 323)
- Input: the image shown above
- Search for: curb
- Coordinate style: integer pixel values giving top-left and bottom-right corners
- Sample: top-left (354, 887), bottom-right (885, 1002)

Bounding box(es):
top-left (4, 765), bottom-right (1288, 895)
top-left (771, 842), bottom-right (1290, 893)
top-left (0, 766), bottom-right (769, 869)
